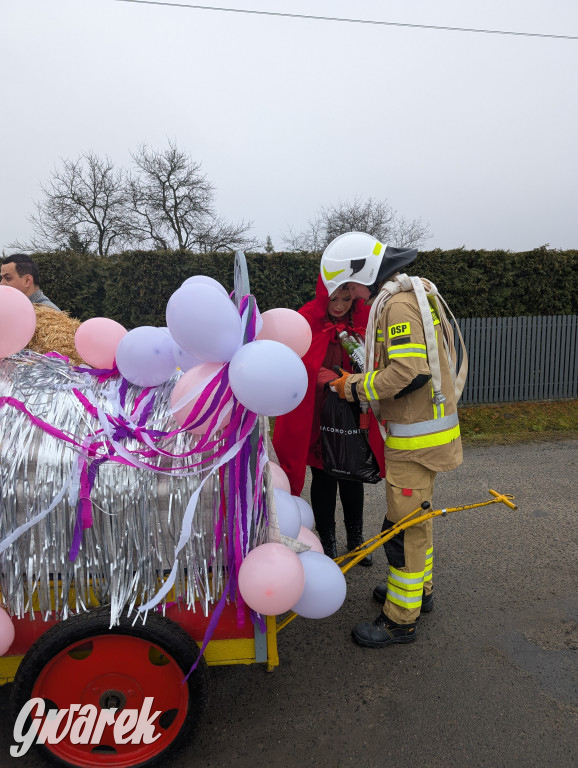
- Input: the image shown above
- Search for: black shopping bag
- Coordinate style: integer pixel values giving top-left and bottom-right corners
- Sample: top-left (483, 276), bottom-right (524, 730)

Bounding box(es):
top-left (320, 391), bottom-right (381, 484)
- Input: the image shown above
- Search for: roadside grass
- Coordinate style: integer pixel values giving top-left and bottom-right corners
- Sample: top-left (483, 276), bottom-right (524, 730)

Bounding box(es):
top-left (269, 400), bottom-right (578, 447)
top-left (458, 399), bottom-right (578, 446)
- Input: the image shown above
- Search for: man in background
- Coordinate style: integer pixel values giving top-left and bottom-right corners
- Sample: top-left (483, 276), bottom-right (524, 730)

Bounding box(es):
top-left (1, 254), bottom-right (60, 311)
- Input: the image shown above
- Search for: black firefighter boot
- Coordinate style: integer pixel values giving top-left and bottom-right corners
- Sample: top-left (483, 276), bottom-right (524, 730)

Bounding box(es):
top-left (344, 513), bottom-right (373, 567)
top-left (317, 528), bottom-right (338, 559)
top-left (352, 613), bottom-right (417, 648)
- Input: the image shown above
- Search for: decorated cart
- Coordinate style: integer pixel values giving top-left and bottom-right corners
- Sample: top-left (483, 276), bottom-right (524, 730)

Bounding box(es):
top-left (0, 252), bottom-right (517, 767)
top-left (0, 253), bottom-right (308, 767)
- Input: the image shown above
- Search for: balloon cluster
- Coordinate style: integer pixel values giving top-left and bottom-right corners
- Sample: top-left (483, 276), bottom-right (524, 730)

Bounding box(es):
top-left (1, 273), bottom-right (347, 622)
top-left (238, 461), bottom-right (347, 619)
top-left (72, 274), bottom-right (313, 427)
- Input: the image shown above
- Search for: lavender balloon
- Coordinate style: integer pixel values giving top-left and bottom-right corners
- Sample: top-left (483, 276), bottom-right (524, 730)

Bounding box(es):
top-left (294, 496), bottom-right (315, 530)
top-left (291, 551), bottom-right (347, 619)
top-left (166, 284), bottom-right (243, 363)
top-left (228, 340), bottom-right (308, 416)
top-left (158, 327), bottom-right (202, 371)
top-left (116, 326), bottom-right (177, 387)
top-left (182, 274), bottom-right (229, 297)
top-left (274, 488), bottom-right (302, 539)
top-left (171, 340), bottom-right (202, 372)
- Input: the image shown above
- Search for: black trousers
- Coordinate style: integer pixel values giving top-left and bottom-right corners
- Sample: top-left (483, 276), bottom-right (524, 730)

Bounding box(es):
top-left (310, 466), bottom-right (364, 535)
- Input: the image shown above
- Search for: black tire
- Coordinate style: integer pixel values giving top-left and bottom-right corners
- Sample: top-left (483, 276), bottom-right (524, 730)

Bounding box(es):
top-left (10, 608), bottom-right (209, 768)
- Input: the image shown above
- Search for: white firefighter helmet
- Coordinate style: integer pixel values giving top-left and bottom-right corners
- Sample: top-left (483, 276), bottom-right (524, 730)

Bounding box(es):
top-left (320, 231), bottom-right (418, 296)
top-left (320, 232), bottom-right (384, 295)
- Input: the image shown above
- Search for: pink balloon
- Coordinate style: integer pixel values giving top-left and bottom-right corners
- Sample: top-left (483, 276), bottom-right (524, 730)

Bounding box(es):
top-left (297, 526), bottom-right (324, 554)
top-left (269, 461), bottom-right (291, 492)
top-left (74, 317), bottom-right (127, 369)
top-left (257, 308), bottom-right (312, 357)
top-left (170, 362), bottom-right (231, 435)
top-left (238, 543), bottom-right (305, 615)
top-left (0, 286), bottom-right (37, 358)
top-left (0, 607), bottom-right (15, 656)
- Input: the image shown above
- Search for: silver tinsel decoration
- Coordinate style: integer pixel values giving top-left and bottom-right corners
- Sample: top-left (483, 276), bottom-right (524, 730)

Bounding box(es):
top-left (0, 352), bottom-right (273, 624)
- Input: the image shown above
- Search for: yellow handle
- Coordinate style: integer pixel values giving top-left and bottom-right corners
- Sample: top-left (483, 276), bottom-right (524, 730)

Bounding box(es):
top-left (277, 489), bottom-right (518, 634)
top-left (489, 489), bottom-right (517, 509)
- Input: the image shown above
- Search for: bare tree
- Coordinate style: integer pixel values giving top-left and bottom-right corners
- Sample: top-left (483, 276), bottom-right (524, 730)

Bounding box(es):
top-left (194, 215), bottom-right (256, 254)
top-left (284, 197), bottom-right (431, 252)
top-left (10, 143), bottom-right (258, 256)
top-left (128, 142), bottom-right (257, 252)
top-left (11, 153), bottom-right (132, 256)
top-left (284, 216), bottom-right (326, 253)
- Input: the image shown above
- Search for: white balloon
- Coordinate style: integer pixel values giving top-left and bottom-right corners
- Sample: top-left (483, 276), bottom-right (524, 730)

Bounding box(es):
top-left (274, 488), bottom-right (301, 539)
top-left (294, 496), bottom-right (315, 530)
top-left (291, 551), bottom-right (347, 619)
top-left (182, 274), bottom-right (229, 297)
top-left (229, 340), bottom-right (308, 416)
top-left (166, 283), bottom-right (243, 363)
top-left (116, 326), bottom-right (177, 387)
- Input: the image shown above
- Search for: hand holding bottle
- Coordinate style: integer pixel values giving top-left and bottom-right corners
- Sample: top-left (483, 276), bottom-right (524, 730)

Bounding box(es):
top-left (338, 331), bottom-right (365, 373)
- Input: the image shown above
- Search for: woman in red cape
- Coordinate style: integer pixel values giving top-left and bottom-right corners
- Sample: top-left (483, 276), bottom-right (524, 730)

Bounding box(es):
top-left (273, 277), bottom-right (385, 563)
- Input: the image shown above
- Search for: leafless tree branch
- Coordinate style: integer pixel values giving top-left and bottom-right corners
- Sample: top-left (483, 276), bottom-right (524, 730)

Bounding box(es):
top-left (11, 153), bottom-right (133, 255)
top-left (129, 141), bottom-right (254, 252)
top-left (283, 197), bottom-right (432, 252)
top-left (9, 142), bottom-right (257, 256)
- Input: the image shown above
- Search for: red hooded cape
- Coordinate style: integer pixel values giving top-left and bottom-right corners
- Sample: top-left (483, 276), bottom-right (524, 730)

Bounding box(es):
top-left (272, 277), bottom-right (386, 495)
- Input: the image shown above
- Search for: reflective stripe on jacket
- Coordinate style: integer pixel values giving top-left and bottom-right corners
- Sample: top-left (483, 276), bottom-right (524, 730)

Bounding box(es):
top-left (344, 290), bottom-right (462, 472)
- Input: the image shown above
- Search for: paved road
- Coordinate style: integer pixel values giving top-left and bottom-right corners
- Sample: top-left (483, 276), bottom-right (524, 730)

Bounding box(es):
top-left (1, 440), bottom-right (577, 768)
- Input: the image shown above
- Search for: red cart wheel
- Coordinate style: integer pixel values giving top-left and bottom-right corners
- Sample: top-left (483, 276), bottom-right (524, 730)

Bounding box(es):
top-left (10, 609), bottom-right (209, 768)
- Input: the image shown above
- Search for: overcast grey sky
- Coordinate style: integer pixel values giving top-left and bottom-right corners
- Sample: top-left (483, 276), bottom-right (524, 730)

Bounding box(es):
top-left (1, 0), bottom-right (576, 253)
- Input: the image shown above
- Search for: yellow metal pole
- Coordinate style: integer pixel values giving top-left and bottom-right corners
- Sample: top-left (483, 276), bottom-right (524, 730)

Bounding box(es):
top-left (265, 614), bottom-right (280, 672)
top-left (276, 489), bottom-right (517, 633)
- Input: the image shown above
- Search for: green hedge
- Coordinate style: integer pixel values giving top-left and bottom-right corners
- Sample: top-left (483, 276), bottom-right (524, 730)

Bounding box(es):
top-left (414, 247), bottom-right (577, 318)
top-left (32, 246), bottom-right (577, 327)
top-left (32, 251), bottom-right (107, 321)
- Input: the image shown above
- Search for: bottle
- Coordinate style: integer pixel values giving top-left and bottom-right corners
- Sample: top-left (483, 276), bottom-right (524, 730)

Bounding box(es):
top-left (338, 331), bottom-right (365, 374)
top-left (338, 331), bottom-right (370, 429)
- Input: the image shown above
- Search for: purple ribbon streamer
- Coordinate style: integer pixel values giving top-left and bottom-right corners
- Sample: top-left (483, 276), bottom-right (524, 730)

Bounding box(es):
top-left (74, 364), bottom-right (121, 382)
top-left (69, 456), bottom-right (103, 561)
top-left (183, 580), bottom-right (231, 681)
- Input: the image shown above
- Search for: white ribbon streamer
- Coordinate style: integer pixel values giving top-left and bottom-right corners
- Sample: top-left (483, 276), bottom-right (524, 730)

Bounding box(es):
top-left (138, 434), bottom-right (248, 612)
top-left (0, 469), bottom-right (74, 555)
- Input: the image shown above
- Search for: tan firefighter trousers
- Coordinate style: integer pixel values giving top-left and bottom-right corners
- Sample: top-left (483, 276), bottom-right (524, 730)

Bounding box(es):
top-left (382, 460), bottom-right (436, 625)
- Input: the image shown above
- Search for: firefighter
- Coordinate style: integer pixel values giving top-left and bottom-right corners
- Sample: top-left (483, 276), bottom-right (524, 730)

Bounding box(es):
top-left (321, 232), bottom-right (465, 647)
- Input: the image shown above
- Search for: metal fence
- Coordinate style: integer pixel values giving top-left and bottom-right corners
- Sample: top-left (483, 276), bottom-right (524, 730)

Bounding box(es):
top-left (454, 315), bottom-right (577, 404)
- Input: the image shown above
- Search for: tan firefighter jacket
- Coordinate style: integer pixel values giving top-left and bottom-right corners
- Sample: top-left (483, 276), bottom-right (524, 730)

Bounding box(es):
top-left (343, 290), bottom-right (463, 472)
